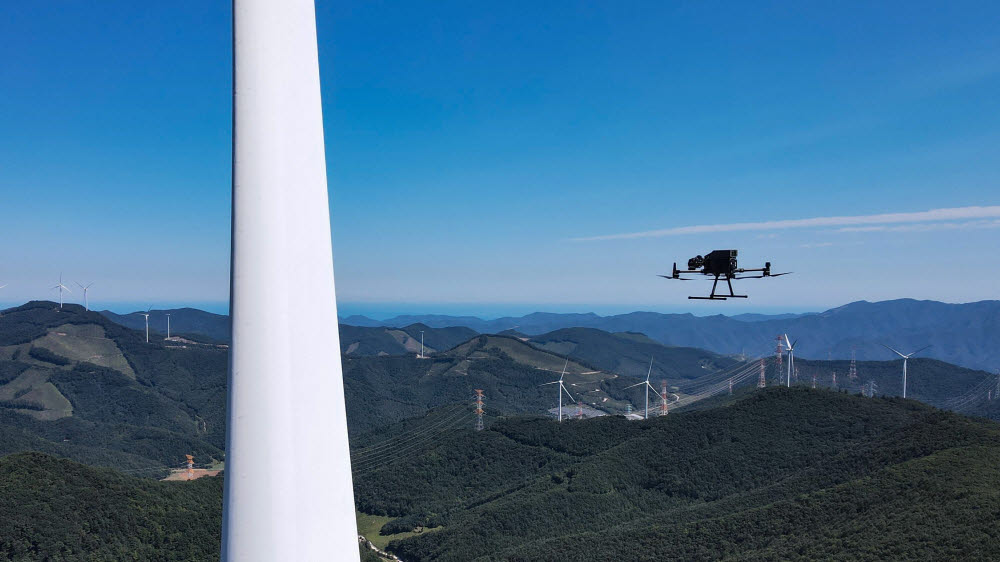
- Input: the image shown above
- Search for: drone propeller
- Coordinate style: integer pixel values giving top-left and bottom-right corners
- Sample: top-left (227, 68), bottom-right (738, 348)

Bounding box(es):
top-left (657, 275), bottom-right (691, 280)
top-left (769, 271), bottom-right (793, 277)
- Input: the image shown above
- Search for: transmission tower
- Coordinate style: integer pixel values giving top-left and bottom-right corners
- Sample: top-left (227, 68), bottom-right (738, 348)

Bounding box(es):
top-left (729, 377), bottom-right (734, 395)
top-left (758, 358), bottom-right (766, 389)
top-left (849, 348), bottom-right (858, 381)
top-left (626, 403), bottom-right (632, 416)
top-left (794, 366), bottom-right (800, 383)
top-left (831, 371), bottom-right (837, 389)
top-left (812, 373), bottom-right (817, 389)
top-left (576, 400), bottom-right (584, 420)
top-left (186, 454), bottom-right (195, 481)
top-left (775, 336), bottom-right (784, 385)
top-left (661, 380), bottom-right (669, 415)
top-left (473, 389), bottom-right (484, 431)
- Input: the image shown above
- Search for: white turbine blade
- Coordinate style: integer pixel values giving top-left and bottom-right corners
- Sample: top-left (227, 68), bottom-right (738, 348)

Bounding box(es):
top-left (624, 382), bottom-right (645, 389)
top-left (0, 284), bottom-right (6, 290)
top-left (909, 345), bottom-right (932, 357)
top-left (646, 356), bottom-right (654, 382)
top-left (647, 382), bottom-right (664, 400)
top-left (559, 359), bottom-right (568, 381)
top-left (784, 334), bottom-right (792, 349)
top-left (539, 381), bottom-right (559, 386)
top-left (560, 383), bottom-right (576, 403)
top-left (880, 343), bottom-right (906, 358)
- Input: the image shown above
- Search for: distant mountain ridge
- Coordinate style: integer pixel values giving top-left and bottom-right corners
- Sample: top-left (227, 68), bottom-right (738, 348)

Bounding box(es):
top-left (338, 299), bottom-right (1000, 371)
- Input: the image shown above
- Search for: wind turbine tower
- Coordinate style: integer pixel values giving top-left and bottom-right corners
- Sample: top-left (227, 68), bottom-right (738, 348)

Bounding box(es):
top-left (541, 360), bottom-right (575, 422)
top-left (138, 309), bottom-right (151, 343)
top-left (624, 357), bottom-right (664, 420)
top-left (222, 0), bottom-right (360, 558)
top-left (76, 282), bottom-right (94, 311)
top-left (166, 313), bottom-right (171, 339)
top-left (784, 335), bottom-right (797, 388)
top-left (881, 344), bottom-right (931, 399)
top-left (52, 274), bottom-right (72, 308)
top-left (419, 330), bottom-right (424, 358)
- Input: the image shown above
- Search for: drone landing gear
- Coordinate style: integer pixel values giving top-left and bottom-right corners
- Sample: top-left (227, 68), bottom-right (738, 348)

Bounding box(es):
top-left (689, 275), bottom-right (747, 300)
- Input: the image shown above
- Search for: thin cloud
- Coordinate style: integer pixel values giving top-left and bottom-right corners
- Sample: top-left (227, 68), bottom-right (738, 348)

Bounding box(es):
top-left (573, 206), bottom-right (1000, 241)
top-left (838, 219), bottom-right (1000, 233)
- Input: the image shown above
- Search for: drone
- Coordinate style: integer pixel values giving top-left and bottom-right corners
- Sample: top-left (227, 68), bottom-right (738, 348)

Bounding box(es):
top-left (659, 249), bottom-right (790, 300)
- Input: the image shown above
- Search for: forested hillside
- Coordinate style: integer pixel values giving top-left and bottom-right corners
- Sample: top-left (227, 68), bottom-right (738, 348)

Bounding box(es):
top-left (351, 388), bottom-right (1000, 561)
top-left (0, 302), bottom-right (226, 473)
top-left (0, 452), bottom-right (223, 560)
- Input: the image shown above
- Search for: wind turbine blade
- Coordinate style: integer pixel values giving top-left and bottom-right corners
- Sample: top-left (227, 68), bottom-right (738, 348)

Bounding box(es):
top-left (646, 356), bottom-right (654, 382)
top-left (880, 343), bottom-right (906, 358)
top-left (784, 334), bottom-right (792, 349)
top-left (791, 339), bottom-right (798, 350)
top-left (539, 381), bottom-right (559, 386)
top-left (559, 359), bottom-right (568, 380)
top-left (624, 382), bottom-right (645, 389)
top-left (909, 345), bottom-right (931, 357)
top-left (0, 285), bottom-right (6, 290)
top-left (560, 383), bottom-right (576, 403)
top-left (647, 383), bottom-right (663, 400)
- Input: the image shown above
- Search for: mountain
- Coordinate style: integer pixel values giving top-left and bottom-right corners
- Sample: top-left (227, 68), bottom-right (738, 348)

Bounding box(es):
top-left (101, 307), bottom-right (230, 342)
top-left (525, 327), bottom-right (737, 381)
top-left (337, 299), bottom-right (1000, 371)
top-left (0, 301), bottom-right (226, 472)
top-left (353, 388), bottom-right (1000, 561)
top-left (339, 323), bottom-right (477, 356)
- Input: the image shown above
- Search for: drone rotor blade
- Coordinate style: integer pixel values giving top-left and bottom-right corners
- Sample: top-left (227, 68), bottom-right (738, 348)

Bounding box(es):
top-left (769, 272), bottom-right (792, 277)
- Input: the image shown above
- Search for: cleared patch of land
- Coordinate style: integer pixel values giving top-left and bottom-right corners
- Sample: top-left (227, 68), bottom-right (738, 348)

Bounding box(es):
top-left (33, 324), bottom-right (135, 378)
top-left (356, 511), bottom-right (443, 551)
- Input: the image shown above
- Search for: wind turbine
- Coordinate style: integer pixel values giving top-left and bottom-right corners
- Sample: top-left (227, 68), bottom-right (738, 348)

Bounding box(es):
top-left (881, 344), bottom-right (931, 398)
top-left (51, 274), bottom-right (72, 308)
top-left (76, 282), bottom-right (94, 311)
top-left (540, 360), bottom-right (576, 422)
top-left (135, 307), bottom-right (151, 343)
top-left (784, 335), bottom-right (797, 388)
top-left (624, 357), bottom-right (664, 419)
top-left (166, 313), bottom-right (171, 339)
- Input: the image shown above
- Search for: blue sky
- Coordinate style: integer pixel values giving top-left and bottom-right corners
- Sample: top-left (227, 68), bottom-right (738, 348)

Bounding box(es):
top-left (2, 1), bottom-right (999, 316)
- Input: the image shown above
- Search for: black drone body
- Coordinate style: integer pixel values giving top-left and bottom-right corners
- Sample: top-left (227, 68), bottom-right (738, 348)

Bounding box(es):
top-left (659, 249), bottom-right (790, 300)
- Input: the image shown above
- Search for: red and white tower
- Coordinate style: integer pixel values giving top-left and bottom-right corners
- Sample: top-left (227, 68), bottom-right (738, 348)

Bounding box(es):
top-left (661, 381), bottom-right (669, 415)
top-left (473, 389), bottom-right (484, 431)
top-left (775, 336), bottom-right (784, 385)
